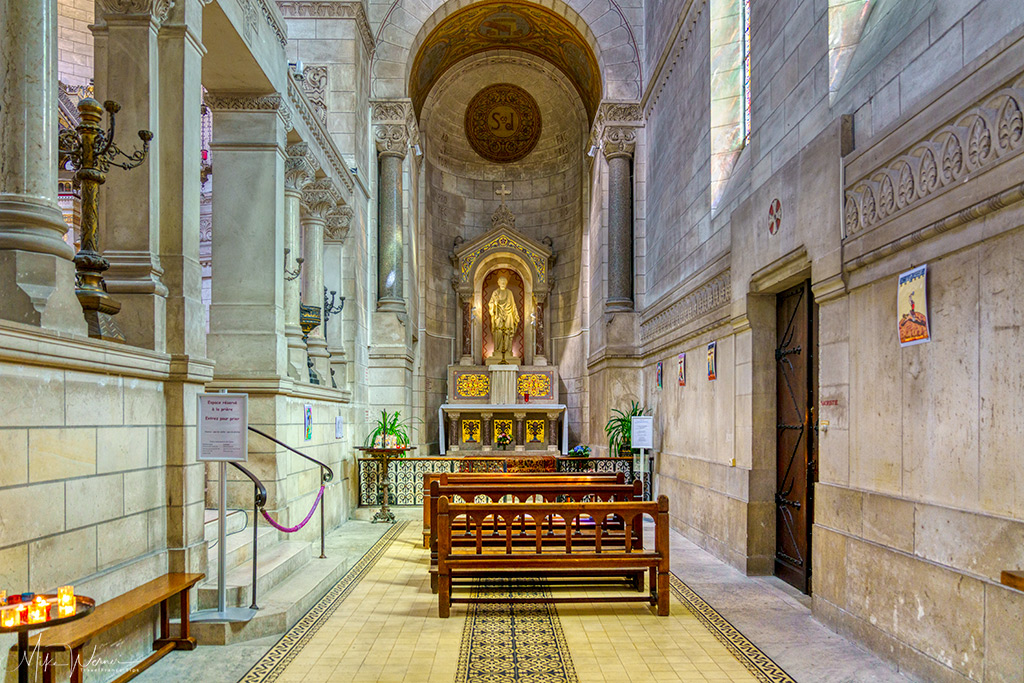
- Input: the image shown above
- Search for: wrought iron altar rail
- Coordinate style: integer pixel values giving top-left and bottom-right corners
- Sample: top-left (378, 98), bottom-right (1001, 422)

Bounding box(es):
top-left (357, 456), bottom-right (653, 506)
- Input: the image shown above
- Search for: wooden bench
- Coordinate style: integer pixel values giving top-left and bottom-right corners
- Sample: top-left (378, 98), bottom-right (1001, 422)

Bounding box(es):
top-left (421, 472), bottom-right (625, 546)
top-left (22, 573), bottom-right (204, 683)
top-left (428, 479), bottom-right (644, 591)
top-left (437, 495), bottom-right (670, 617)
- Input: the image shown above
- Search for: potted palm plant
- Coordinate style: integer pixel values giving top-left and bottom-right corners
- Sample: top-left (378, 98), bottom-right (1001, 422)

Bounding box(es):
top-left (604, 400), bottom-right (649, 456)
top-left (365, 409), bottom-right (416, 451)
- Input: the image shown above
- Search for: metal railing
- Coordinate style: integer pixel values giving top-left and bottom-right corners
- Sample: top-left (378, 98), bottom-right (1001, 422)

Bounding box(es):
top-left (247, 426), bottom-right (334, 558)
top-left (228, 461), bottom-right (266, 610)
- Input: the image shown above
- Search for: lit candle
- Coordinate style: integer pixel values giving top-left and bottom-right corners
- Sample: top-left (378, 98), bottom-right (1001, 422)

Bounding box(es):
top-left (0, 606), bottom-right (18, 628)
top-left (58, 586), bottom-right (75, 617)
top-left (28, 596), bottom-right (48, 623)
top-left (0, 590), bottom-right (6, 606)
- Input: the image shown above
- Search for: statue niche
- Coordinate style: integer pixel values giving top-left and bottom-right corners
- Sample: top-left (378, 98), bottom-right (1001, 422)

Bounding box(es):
top-left (483, 269), bottom-right (524, 364)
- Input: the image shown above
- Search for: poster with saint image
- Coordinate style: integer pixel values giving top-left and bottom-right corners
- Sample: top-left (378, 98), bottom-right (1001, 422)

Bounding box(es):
top-left (897, 265), bottom-right (930, 346)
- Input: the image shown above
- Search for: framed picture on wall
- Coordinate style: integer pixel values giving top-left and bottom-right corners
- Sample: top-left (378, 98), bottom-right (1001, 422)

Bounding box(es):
top-left (656, 362), bottom-right (663, 390)
top-left (707, 342), bottom-right (717, 381)
top-left (304, 403), bottom-right (313, 441)
top-left (897, 264), bottom-right (931, 347)
top-left (678, 353), bottom-right (686, 386)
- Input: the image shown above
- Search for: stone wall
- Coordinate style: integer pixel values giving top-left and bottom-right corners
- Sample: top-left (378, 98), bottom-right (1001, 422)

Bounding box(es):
top-left (57, 0), bottom-right (93, 85)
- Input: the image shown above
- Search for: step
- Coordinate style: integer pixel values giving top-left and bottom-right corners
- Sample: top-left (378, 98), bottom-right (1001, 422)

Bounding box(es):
top-left (190, 551), bottom-right (349, 645)
top-left (204, 508), bottom-right (248, 542)
top-left (197, 540), bottom-right (312, 610)
top-left (207, 524), bottom-right (279, 576)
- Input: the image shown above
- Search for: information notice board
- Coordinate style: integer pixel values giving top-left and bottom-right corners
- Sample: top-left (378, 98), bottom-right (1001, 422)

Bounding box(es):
top-left (630, 416), bottom-right (654, 450)
top-left (197, 393), bottom-right (249, 462)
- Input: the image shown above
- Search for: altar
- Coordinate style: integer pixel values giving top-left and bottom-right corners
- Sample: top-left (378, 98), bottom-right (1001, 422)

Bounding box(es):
top-left (438, 195), bottom-right (566, 454)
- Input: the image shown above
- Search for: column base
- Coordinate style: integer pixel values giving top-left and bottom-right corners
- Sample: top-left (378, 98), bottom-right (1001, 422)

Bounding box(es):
top-left (286, 324), bottom-right (306, 382)
top-left (377, 297), bottom-right (406, 314)
top-left (307, 335), bottom-right (331, 385)
top-left (0, 250), bottom-right (88, 336)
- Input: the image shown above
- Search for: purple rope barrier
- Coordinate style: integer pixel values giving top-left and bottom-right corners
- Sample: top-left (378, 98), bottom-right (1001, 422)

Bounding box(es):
top-left (261, 485), bottom-right (325, 533)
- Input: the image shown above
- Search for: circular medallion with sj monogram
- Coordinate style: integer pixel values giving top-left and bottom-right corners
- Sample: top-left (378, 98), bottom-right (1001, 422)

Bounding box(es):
top-left (464, 84), bottom-right (542, 163)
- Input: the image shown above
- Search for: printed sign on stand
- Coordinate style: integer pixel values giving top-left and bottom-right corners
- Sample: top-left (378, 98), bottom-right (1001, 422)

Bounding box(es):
top-left (197, 393), bottom-right (248, 462)
top-left (631, 415), bottom-right (654, 475)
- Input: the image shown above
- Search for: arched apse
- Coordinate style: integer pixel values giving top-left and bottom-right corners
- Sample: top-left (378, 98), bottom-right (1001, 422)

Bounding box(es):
top-left (369, 0), bottom-right (643, 104)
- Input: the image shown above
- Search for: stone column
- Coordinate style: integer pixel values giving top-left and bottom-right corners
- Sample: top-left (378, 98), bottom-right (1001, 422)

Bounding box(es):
top-left (284, 144), bottom-right (316, 382)
top-left (375, 131), bottom-right (407, 311)
top-left (301, 179), bottom-right (341, 384)
top-left (157, 0), bottom-right (210, 578)
top-left (547, 411), bottom-right (560, 452)
top-left (325, 204), bottom-right (353, 388)
top-left (481, 412), bottom-right (493, 452)
top-left (0, 0), bottom-right (87, 334)
top-left (92, 0), bottom-right (169, 349)
top-left (206, 94), bottom-right (289, 380)
top-left (514, 412), bottom-right (526, 452)
top-left (603, 126), bottom-right (637, 311)
top-left (448, 412), bottom-right (460, 452)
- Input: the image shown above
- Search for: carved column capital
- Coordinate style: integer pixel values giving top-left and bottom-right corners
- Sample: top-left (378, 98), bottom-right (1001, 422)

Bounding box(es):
top-left (602, 126), bottom-right (637, 160)
top-left (371, 99), bottom-right (416, 158)
top-left (96, 0), bottom-right (175, 23)
top-left (325, 204), bottom-right (354, 242)
top-left (374, 124), bottom-right (410, 158)
top-left (285, 143), bottom-right (318, 193)
top-left (301, 178), bottom-right (342, 221)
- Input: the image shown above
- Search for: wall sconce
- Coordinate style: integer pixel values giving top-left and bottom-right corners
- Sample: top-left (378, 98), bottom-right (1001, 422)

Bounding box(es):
top-left (284, 248), bottom-right (304, 281)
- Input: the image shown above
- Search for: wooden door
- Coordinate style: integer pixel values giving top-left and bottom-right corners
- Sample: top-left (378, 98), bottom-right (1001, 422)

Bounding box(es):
top-left (774, 281), bottom-right (817, 593)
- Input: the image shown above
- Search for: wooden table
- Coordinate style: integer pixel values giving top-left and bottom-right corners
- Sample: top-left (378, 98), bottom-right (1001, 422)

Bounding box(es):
top-left (355, 446), bottom-right (415, 523)
top-left (0, 595), bottom-right (94, 683)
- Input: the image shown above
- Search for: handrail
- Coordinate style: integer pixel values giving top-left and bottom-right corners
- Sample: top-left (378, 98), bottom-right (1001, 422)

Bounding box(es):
top-left (229, 462), bottom-right (267, 508)
top-left (247, 426), bottom-right (334, 484)
top-left (228, 461), bottom-right (265, 610)
top-left (247, 426), bottom-right (331, 559)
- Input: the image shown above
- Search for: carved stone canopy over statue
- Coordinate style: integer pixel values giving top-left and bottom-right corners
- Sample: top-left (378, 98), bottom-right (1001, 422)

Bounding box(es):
top-left (487, 275), bottom-right (520, 363)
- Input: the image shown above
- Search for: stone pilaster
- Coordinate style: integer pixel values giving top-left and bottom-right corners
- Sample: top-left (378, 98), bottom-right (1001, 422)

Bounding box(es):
top-left (0, 0), bottom-right (87, 335)
top-left (205, 93), bottom-right (290, 380)
top-left (92, 0), bottom-right (172, 349)
top-left (301, 178), bottom-right (341, 384)
top-left (285, 143), bottom-right (316, 382)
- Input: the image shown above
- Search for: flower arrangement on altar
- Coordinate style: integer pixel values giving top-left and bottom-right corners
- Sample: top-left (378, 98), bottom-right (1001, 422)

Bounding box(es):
top-left (495, 433), bottom-right (514, 449)
top-left (569, 445), bottom-right (591, 458)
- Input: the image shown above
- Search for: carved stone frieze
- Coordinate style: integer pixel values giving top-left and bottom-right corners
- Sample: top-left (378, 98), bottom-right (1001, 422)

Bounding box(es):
top-left (844, 77), bottom-right (1024, 238)
top-left (203, 92), bottom-right (283, 112)
top-left (640, 270), bottom-right (731, 344)
top-left (257, 0), bottom-right (288, 47)
top-left (325, 205), bottom-right (354, 241)
top-left (286, 78), bottom-right (354, 194)
top-left (301, 178), bottom-right (342, 220)
top-left (276, 1), bottom-right (375, 55)
top-left (303, 66), bottom-right (329, 125)
top-left (96, 0), bottom-right (175, 22)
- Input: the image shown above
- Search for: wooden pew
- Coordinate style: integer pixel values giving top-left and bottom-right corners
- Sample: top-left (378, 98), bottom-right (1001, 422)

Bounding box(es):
top-left (421, 472), bottom-right (625, 546)
top-left (428, 479), bottom-right (643, 591)
top-left (436, 495), bottom-right (670, 617)
top-left (21, 573), bottom-right (204, 683)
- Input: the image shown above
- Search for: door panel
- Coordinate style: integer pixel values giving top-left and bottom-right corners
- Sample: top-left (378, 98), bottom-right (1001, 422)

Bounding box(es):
top-left (775, 281), bottom-right (816, 593)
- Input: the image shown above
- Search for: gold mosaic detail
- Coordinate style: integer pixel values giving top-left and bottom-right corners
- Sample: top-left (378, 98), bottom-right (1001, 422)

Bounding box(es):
top-left (669, 573), bottom-right (797, 683)
top-left (517, 373), bottom-right (551, 397)
top-left (465, 84), bottom-right (542, 163)
top-left (456, 579), bottom-right (578, 683)
top-left (239, 522), bottom-right (408, 682)
top-left (456, 372), bottom-right (490, 398)
top-left (494, 419), bottom-right (513, 438)
top-left (462, 419), bottom-right (482, 443)
top-left (459, 232), bottom-right (548, 286)
top-left (526, 419), bottom-right (545, 443)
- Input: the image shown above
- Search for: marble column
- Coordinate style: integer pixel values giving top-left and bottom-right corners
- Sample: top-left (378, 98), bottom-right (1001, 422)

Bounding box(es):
top-left (514, 412), bottom-right (526, 452)
top-left (0, 0), bottom-right (87, 334)
top-left (92, 0), bottom-right (169, 350)
top-left (547, 411), bottom-right (560, 451)
top-left (206, 93), bottom-right (289, 380)
top-left (301, 179), bottom-right (341, 384)
top-left (449, 412), bottom-right (461, 452)
top-left (481, 412), bottom-right (493, 452)
top-left (325, 204), bottom-right (354, 389)
top-left (374, 124), bottom-right (408, 312)
top-left (284, 144), bottom-right (316, 383)
top-left (603, 126), bottom-right (637, 311)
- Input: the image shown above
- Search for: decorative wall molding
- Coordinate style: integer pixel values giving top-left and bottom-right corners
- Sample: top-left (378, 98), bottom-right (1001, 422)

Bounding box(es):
top-left (639, 269), bottom-right (731, 344)
top-left (258, 0), bottom-right (289, 47)
top-left (276, 1), bottom-right (375, 56)
top-left (844, 75), bottom-right (1024, 239)
top-left (641, 0), bottom-right (705, 119)
top-left (286, 74), bottom-right (355, 194)
top-left (96, 0), bottom-right (175, 23)
top-left (303, 65), bottom-right (329, 125)
top-left (203, 92), bottom-right (284, 112)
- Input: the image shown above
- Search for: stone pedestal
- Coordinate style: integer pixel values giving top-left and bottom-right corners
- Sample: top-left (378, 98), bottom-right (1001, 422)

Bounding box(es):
top-left (0, 0), bottom-right (87, 335)
top-left (490, 364), bottom-right (518, 405)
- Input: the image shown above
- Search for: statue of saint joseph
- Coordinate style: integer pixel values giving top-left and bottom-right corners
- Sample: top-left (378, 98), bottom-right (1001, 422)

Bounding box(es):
top-left (487, 275), bottom-right (520, 363)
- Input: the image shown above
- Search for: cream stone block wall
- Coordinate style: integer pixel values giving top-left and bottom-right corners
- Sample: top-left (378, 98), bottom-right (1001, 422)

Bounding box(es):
top-left (57, 0), bottom-right (93, 85)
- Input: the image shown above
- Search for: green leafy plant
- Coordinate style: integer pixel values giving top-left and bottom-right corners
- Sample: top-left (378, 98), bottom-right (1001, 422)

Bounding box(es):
top-left (604, 400), bottom-right (649, 454)
top-left (365, 409), bottom-right (417, 450)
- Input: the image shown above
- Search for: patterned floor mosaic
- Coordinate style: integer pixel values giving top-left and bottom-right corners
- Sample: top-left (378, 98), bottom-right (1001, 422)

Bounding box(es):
top-left (240, 522), bottom-right (796, 683)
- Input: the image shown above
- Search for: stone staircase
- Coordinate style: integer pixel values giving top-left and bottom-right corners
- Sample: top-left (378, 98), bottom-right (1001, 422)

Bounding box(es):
top-left (190, 509), bottom-right (349, 645)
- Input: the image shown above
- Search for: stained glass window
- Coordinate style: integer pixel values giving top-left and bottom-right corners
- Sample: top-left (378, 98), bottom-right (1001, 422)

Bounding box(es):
top-left (742, 0), bottom-right (751, 144)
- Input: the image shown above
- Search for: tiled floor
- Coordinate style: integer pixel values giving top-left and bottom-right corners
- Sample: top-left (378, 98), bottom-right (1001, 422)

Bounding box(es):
top-left (137, 512), bottom-right (911, 683)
